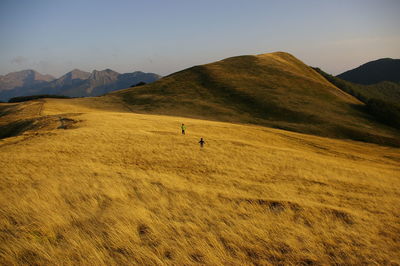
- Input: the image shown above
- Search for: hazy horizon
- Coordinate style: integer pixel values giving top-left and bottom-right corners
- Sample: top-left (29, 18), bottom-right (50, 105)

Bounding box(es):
top-left (1, 0), bottom-right (399, 77)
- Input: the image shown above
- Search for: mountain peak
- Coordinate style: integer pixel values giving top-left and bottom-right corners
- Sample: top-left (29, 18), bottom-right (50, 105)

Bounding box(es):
top-left (89, 69), bottom-right (119, 80)
top-left (63, 69), bottom-right (90, 80)
top-left (337, 58), bottom-right (400, 85)
top-left (5, 69), bottom-right (54, 81)
top-left (0, 69), bottom-right (54, 92)
top-left (70, 68), bottom-right (86, 73)
top-left (16, 69), bottom-right (35, 74)
top-left (91, 69), bottom-right (119, 74)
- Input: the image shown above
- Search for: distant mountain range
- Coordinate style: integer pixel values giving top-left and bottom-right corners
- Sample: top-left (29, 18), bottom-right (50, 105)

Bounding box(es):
top-left (0, 69), bottom-right (161, 101)
top-left (337, 58), bottom-right (400, 85)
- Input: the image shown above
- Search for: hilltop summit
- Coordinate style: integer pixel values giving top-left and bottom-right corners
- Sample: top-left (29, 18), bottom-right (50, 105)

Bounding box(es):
top-left (111, 51), bottom-right (398, 145)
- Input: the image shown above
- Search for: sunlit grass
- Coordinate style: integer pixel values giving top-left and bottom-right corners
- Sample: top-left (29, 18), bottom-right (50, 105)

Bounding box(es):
top-left (0, 98), bottom-right (399, 264)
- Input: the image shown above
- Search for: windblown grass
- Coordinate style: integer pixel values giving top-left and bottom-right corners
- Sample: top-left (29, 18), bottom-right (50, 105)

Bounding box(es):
top-left (0, 98), bottom-right (399, 265)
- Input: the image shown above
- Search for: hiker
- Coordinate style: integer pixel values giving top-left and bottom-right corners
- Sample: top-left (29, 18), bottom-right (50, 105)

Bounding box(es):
top-left (199, 138), bottom-right (205, 148)
top-left (181, 123), bottom-right (186, 135)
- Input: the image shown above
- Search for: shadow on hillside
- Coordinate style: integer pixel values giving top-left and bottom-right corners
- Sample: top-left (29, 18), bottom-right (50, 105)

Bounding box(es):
top-left (0, 119), bottom-right (36, 139)
top-left (0, 104), bottom-right (19, 118)
top-left (193, 65), bottom-right (324, 124)
top-left (0, 115), bottom-right (81, 140)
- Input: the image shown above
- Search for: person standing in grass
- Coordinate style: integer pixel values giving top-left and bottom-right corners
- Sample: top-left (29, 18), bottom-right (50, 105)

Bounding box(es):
top-left (199, 138), bottom-right (205, 148)
top-left (181, 123), bottom-right (186, 135)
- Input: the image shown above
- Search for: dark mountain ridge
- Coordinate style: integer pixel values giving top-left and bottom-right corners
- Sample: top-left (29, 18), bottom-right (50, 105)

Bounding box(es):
top-left (337, 58), bottom-right (400, 85)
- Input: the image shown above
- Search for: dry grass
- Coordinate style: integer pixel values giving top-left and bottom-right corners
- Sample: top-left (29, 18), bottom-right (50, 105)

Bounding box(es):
top-left (1, 97), bottom-right (400, 265)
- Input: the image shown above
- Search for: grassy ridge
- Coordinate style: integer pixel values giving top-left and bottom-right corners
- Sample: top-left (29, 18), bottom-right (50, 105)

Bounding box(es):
top-left (111, 52), bottom-right (399, 146)
top-left (0, 98), bottom-right (399, 264)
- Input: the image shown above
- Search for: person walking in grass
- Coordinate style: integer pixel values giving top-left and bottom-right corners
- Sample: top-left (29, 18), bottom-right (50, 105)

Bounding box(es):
top-left (181, 123), bottom-right (186, 135)
top-left (199, 138), bottom-right (205, 148)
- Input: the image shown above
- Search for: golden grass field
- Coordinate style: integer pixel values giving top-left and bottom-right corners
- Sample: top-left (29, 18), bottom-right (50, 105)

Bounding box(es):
top-left (1, 97), bottom-right (400, 265)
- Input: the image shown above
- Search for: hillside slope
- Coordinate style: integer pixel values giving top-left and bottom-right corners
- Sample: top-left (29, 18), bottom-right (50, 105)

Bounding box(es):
top-left (315, 67), bottom-right (400, 105)
top-left (111, 52), bottom-right (399, 146)
top-left (313, 67), bottom-right (400, 130)
top-left (0, 98), bottom-right (399, 265)
top-left (337, 58), bottom-right (400, 85)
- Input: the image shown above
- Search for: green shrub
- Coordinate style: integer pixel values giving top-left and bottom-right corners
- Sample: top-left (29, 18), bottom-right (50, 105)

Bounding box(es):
top-left (8, 95), bottom-right (71, 103)
top-left (365, 99), bottom-right (400, 129)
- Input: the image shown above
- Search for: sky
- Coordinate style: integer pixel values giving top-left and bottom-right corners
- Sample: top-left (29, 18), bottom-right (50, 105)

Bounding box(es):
top-left (0, 0), bottom-right (399, 77)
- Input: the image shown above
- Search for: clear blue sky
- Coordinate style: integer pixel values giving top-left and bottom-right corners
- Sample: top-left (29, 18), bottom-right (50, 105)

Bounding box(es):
top-left (1, 0), bottom-right (399, 77)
